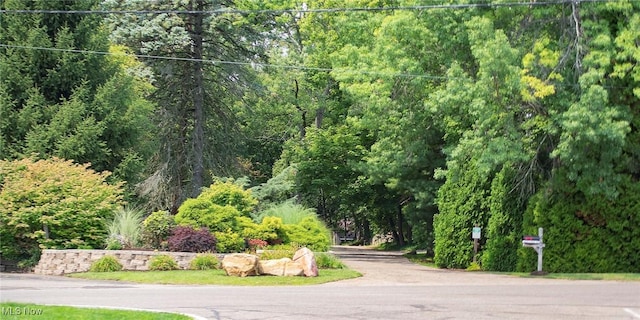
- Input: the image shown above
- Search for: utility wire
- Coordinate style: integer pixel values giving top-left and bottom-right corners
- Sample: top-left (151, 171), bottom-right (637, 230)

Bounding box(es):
top-left (0, 0), bottom-right (620, 15)
top-left (0, 44), bottom-right (459, 81)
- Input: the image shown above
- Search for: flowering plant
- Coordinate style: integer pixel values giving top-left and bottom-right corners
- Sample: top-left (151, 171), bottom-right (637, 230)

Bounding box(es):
top-left (247, 239), bottom-right (268, 252)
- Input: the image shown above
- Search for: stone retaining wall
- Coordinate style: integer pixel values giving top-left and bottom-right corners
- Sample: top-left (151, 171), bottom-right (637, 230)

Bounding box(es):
top-left (34, 249), bottom-right (220, 275)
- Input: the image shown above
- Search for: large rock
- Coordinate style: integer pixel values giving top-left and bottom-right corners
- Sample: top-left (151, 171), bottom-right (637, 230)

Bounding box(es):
top-left (258, 258), bottom-right (304, 277)
top-left (222, 253), bottom-right (259, 277)
top-left (292, 247), bottom-right (318, 277)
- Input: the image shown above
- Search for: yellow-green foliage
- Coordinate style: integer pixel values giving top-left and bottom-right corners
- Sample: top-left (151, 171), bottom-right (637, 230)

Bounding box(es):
top-left (466, 262), bottom-right (482, 271)
top-left (90, 255), bottom-right (123, 272)
top-left (0, 157), bottom-right (123, 265)
top-left (189, 253), bottom-right (219, 270)
top-left (239, 216), bottom-right (286, 242)
top-left (283, 217), bottom-right (331, 252)
top-left (149, 254), bottom-right (179, 271)
top-left (176, 201), bottom-right (241, 233)
top-left (214, 231), bottom-right (245, 253)
top-left (174, 180), bottom-right (257, 234)
top-left (198, 181), bottom-right (258, 217)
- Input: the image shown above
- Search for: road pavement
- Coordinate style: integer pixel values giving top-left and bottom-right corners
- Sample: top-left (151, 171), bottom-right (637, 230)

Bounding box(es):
top-left (1, 246), bottom-right (639, 319)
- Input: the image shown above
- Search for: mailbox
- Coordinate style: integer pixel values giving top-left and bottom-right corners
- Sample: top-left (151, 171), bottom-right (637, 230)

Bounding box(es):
top-left (522, 236), bottom-right (542, 247)
top-left (522, 228), bottom-right (545, 274)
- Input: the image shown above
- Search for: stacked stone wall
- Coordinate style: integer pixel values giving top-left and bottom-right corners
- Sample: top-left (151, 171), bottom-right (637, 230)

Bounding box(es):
top-left (33, 249), bottom-right (222, 275)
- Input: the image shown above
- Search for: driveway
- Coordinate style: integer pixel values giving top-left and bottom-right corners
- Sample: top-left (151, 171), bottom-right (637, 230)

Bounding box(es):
top-left (1, 246), bottom-right (639, 319)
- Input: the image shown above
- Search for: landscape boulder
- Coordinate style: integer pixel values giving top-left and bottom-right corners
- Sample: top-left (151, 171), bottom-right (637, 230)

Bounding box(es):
top-left (222, 253), bottom-right (259, 277)
top-left (292, 247), bottom-right (319, 277)
top-left (258, 258), bottom-right (305, 277)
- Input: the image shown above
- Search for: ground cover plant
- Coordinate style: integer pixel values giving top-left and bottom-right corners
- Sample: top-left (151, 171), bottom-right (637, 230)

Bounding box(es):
top-left (89, 255), bottom-right (123, 272)
top-left (189, 253), bottom-right (219, 270)
top-left (149, 255), bottom-right (179, 271)
top-left (0, 302), bottom-right (190, 320)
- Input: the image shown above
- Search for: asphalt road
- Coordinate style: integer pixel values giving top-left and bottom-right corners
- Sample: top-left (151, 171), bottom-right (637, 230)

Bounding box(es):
top-left (1, 246), bottom-right (639, 320)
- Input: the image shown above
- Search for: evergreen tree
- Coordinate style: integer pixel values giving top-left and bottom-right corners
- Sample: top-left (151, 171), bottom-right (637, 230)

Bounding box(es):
top-left (0, 0), bottom-right (154, 192)
top-left (106, 0), bottom-right (271, 211)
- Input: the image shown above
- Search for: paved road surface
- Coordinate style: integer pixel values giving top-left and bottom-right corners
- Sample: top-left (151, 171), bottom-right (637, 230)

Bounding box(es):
top-left (1, 246), bottom-right (639, 319)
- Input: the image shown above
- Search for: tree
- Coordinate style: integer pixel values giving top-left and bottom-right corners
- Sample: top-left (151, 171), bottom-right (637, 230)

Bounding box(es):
top-left (0, 158), bottom-right (123, 266)
top-left (0, 0), bottom-right (155, 196)
top-left (107, 0), bottom-right (273, 211)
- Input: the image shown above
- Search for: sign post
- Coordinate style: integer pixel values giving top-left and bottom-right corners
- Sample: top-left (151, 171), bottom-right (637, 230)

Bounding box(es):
top-left (522, 227), bottom-right (546, 275)
top-left (472, 226), bottom-right (481, 263)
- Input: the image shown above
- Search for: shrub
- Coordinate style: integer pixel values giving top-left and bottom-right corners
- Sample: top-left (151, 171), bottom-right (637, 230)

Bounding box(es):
top-left (90, 256), bottom-right (123, 272)
top-left (141, 210), bottom-right (175, 249)
top-left (315, 252), bottom-right (346, 269)
top-left (482, 165), bottom-right (524, 272)
top-left (434, 159), bottom-right (491, 269)
top-left (189, 253), bottom-right (220, 270)
top-left (174, 181), bottom-right (258, 232)
top-left (149, 254), bottom-right (179, 271)
top-left (518, 174), bottom-right (640, 273)
top-left (214, 231), bottom-right (245, 253)
top-left (199, 180), bottom-right (258, 217)
top-left (247, 239), bottom-right (268, 252)
top-left (282, 217), bottom-right (331, 251)
top-left (240, 216), bottom-right (286, 244)
top-left (175, 201), bottom-right (241, 233)
top-left (167, 226), bottom-right (217, 253)
top-left (0, 157), bottom-right (123, 266)
top-left (106, 207), bottom-right (143, 249)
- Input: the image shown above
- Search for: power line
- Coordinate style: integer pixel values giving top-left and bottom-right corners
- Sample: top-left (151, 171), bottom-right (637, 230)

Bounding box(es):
top-left (0, 0), bottom-right (619, 15)
top-left (0, 44), bottom-right (459, 81)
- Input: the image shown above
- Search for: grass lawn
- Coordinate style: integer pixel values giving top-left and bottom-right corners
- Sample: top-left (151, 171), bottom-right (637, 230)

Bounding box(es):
top-left (0, 302), bottom-right (190, 320)
top-left (68, 268), bottom-right (361, 285)
top-left (404, 253), bottom-right (640, 281)
top-left (508, 272), bottom-right (640, 281)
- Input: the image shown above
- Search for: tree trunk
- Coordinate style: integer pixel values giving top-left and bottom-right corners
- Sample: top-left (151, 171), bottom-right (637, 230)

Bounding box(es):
top-left (190, 0), bottom-right (205, 197)
top-left (362, 219), bottom-right (372, 245)
top-left (294, 79), bottom-right (306, 140)
top-left (397, 204), bottom-right (405, 246)
top-left (315, 78), bottom-right (332, 129)
top-left (315, 107), bottom-right (324, 129)
top-left (388, 217), bottom-right (400, 246)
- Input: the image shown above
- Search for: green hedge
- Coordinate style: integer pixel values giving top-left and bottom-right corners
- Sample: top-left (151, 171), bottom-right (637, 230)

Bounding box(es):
top-left (519, 174), bottom-right (640, 273)
top-left (482, 165), bottom-right (524, 272)
top-left (434, 160), bottom-right (491, 269)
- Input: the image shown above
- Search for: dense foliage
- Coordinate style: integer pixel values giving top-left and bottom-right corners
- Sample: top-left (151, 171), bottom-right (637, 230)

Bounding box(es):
top-left (167, 226), bottom-right (217, 253)
top-left (1, 0), bottom-right (638, 272)
top-left (0, 0), bottom-right (155, 199)
top-left (0, 158), bottom-right (123, 265)
top-left (141, 210), bottom-right (176, 250)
